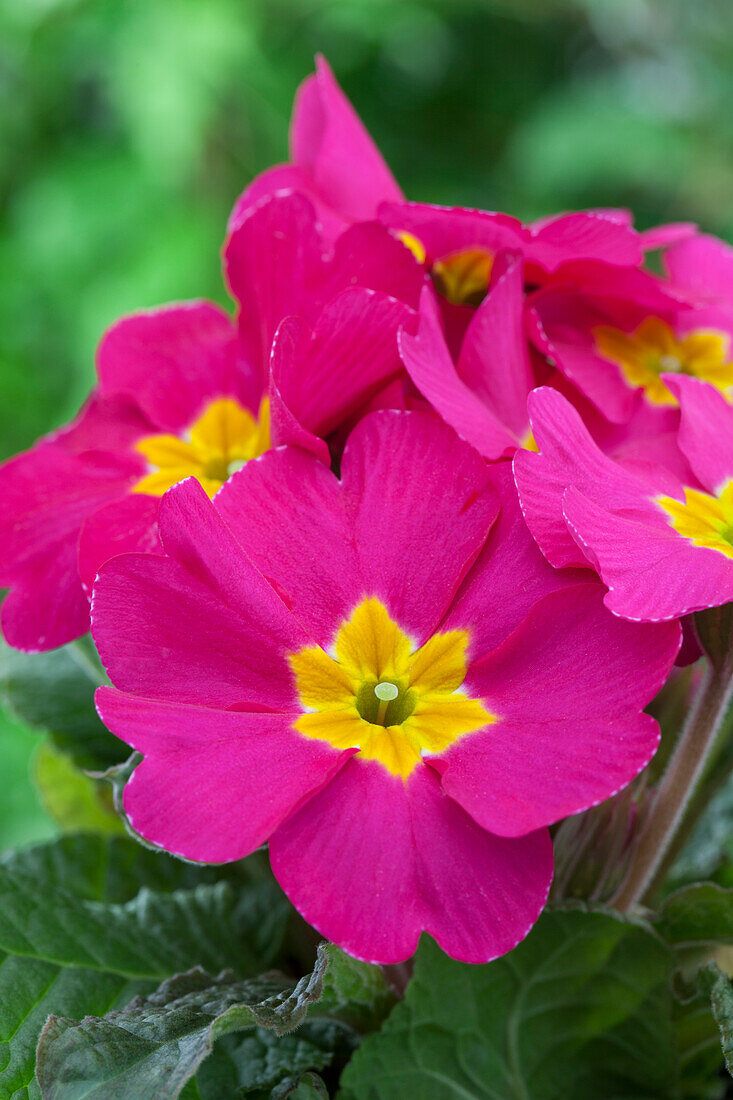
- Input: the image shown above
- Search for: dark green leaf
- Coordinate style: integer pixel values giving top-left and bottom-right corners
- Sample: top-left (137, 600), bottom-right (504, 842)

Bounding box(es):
top-left (674, 995), bottom-right (726, 1099)
top-left (0, 636), bottom-right (124, 771)
top-left (699, 964), bottom-right (733, 1078)
top-left (657, 884), bottom-right (733, 948)
top-left (339, 907), bottom-right (678, 1100)
top-left (316, 945), bottom-right (395, 1033)
top-left (272, 1072), bottom-right (329, 1099)
top-left (0, 834), bottom-right (290, 1099)
top-left (36, 949), bottom-right (330, 1099)
top-left (196, 1030), bottom-right (338, 1099)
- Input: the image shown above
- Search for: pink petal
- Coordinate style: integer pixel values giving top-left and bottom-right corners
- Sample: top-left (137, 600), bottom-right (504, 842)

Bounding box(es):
top-left (437, 584), bottom-right (680, 836)
top-left (78, 493), bottom-right (162, 594)
top-left (217, 410), bottom-right (499, 648)
top-left (91, 479), bottom-right (307, 708)
top-left (0, 443), bottom-right (142, 651)
top-left (564, 486), bottom-right (733, 621)
top-left (456, 252), bottom-right (534, 438)
top-left (326, 220), bottom-right (425, 309)
top-left (55, 392), bottom-right (153, 455)
top-left (442, 462), bottom-right (587, 662)
top-left (663, 375), bottom-right (733, 494)
top-left (97, 301), bottom-right (258, 433)
top-left (97, 687), bottom-right (349, 863)
top-left (270, 758), bottom-right (553, 964)
top-left (276, 288), bottom-right (414, 438)
top-left (379, 201), bottom-right (524, 264)
top-left (513, 387), bottom-right (678, 569)
top-left (399, 289), bottom-right (518, 460)
top-left (224, 192), bottom-right (325, 374)
top-left (640, 222), bottom-right (697, 251)
top-left (665, 233), bottom-right (733, 305)
top-left (268, 323), bottom-right (331, 463)
top-left (292, 56), bottom-right (403, 226)
top-left (529, 211), bottom-right (643, 269)
top-left (214, 447), bottom-right (359, 647)
top-left (340, 410), bottom-right (499, 642)
top-left (1, 538), bottom-right (90, 652)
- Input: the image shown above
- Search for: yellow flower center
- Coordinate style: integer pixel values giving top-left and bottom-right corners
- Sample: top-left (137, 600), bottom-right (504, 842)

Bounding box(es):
top-left (133, 397), bottom-right (270, 499)
top-left (594, 318), bottom-right (733, 405)
top-left (658, 481), bottom-right (733, 558)
top-left (289, 597), bottom-right (494, 780)
top-left (432, 248), bottom-right (494, 307)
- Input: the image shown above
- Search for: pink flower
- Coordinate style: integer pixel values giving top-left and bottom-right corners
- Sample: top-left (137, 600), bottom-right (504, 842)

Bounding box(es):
top-left (92, 411), bottom-right (679, 964)
top-left (0, 252), bottom-right (415, 651)
top-left (0, 302), bottom-right (258, 652)
top-left (528, 259), bottom-right (733, 428)
top-left (514, 380), bottom-right (733, 621)
top-left (229, 56), bottom-right (403, 247)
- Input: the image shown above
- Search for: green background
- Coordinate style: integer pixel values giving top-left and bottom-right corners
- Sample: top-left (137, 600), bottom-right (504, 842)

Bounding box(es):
top-left (2, 0), bottom-right (733, 849)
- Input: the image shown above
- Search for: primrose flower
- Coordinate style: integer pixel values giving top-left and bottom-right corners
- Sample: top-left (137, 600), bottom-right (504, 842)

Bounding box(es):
top-left (92, 411), bottom-right (679, 964)
top-left (0, 258), bottom-right (414, 652)
top-left (514, 380), bottom-right (733, 621)
top-left (527, 255), bottom-right (733, 429)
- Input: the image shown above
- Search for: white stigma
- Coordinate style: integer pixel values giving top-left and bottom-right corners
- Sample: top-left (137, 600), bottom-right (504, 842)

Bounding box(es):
top-left (659, 354), bottom-right (682, 373)
top-left (374, 681), bottom-right (399, 702)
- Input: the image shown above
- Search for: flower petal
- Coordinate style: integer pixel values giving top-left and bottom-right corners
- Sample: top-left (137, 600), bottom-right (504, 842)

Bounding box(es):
top-left (437, 584), bottom-right (680, 835)
top-left (97, 688), bottom-right (348, 863)
top-left (97, 302), bottom-right (257, 433)
top-left (91, 479), bottom-right (307, 709)
top-left (270, 758), bottom-right (553, 964)
top-left (443, 461), bottom-right (585, 663)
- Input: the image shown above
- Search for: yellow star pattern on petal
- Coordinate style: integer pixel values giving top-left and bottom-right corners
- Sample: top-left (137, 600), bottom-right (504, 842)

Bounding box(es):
top-left (594, 318), bottom-right (733, 405)
top-left (658, 481), bottom-right (733, 559)
top-left (133, 396), bottom-right (270, 499)
top-left (289, 598), bottom-right (494, 780)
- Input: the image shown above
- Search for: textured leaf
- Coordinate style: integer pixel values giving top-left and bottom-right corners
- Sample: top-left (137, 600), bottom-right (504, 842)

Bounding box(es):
top-left (657, 884), bottom-right (733, 948)
top-left (0, 834), bottom-right (290, 1100)
top-left (273, 1072), bottom-right (329, 1099)
top-left (339, 907), bottom-right (678, 1100)
top-left (0, 636), bottom-right (124, 770)
top-left (316, 944), bottom-right (395, 1033)
top-left (34, 742), bottom-right (124, 835)
top-left (699, 964), bottom-right (733, 1077)
top-left (196, 1031), bottom-right (338, 1099)
top-left (36, 949), bottom-right (330, 1099)
top-left (674, 994), bottom-right (726, 1099)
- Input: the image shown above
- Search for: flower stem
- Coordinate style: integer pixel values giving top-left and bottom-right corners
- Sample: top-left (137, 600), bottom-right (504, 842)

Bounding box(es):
top-left (612, 649), bottom-right (733, 912)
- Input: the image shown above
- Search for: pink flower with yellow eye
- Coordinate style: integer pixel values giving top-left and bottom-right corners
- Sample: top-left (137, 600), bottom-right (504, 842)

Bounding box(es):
top-left (0, 243), bottom-right (416, 653)
top-left (514, 379), bottom-right (733, 622)
top-left (91, 411), bottom-right (679, 964)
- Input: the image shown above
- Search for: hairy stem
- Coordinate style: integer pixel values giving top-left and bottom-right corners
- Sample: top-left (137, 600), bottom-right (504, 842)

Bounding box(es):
top-left (612, 650), bottom-right (733, 912)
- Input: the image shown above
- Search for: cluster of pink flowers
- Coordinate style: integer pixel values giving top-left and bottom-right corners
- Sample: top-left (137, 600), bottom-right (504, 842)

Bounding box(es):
top-left (5, 57), bottom-right (733, 965)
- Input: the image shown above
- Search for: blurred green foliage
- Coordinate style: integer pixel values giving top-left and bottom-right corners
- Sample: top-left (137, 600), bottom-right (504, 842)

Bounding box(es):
top-left (2, 0), bottom-right (733, 848)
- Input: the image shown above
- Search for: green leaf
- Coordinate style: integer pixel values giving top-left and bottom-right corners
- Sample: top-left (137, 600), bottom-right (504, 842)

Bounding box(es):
top-left (699, 964), bottom-right (733, 1077)
top-left (33, 742), bottom-right (124, 835)
top-left (0, 834), bottom-right (291, 1099)
top-left (272, 1072), bottom-right (329, 1099)
top-left (339, 907), bottom-right (678, 1100)
top-left (674, 995), bottom-right (726, 1099)
top-left (316, 944), bottom-right (395, 1033)
top-left (196, 1032), bottom-right (337, 1099)
top-left (35, 949), bottom-right (331, 1099)
top-left (0, 636), bottom-right (124, 771)
top-left (657, 884), bottom-right (733, 948)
